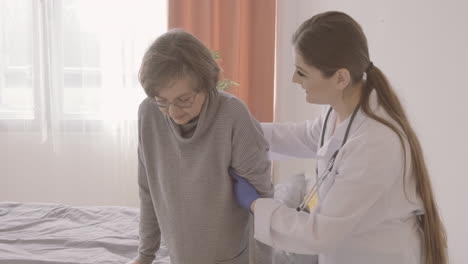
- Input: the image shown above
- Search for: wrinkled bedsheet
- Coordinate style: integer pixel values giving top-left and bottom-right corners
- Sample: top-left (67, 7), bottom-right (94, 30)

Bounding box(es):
top-left (0, 202), bottom-right (170, 264)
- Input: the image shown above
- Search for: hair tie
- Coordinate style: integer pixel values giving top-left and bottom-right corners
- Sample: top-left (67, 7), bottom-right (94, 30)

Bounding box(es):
top-left (366, 61), bottom-right (374, 73)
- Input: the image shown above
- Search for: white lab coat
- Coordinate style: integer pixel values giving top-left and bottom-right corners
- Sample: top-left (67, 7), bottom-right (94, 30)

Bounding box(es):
top-left (255, 90), bottom-right (425, 264)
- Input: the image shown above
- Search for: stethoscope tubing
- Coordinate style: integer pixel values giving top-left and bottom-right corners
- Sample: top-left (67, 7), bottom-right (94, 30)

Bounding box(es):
top-left (296, 103), bottom-right (361, 212)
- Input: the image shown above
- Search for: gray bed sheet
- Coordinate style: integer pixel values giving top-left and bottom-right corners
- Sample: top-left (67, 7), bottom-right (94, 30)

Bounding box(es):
top-left (0, 202), bottom-right (170, 264)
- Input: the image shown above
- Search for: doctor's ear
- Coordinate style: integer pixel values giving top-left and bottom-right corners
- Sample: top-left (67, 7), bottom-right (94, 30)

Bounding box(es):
top-left (333, 68), bottom-right (351, 91)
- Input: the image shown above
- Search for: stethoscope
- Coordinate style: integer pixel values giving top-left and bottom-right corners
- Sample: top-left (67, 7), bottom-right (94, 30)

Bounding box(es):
top-left (296, 103), bottom-right (361, 212)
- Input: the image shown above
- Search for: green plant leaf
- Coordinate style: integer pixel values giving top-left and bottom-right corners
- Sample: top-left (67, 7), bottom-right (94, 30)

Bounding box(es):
top-left (211, 50), bottom-right (239, 91)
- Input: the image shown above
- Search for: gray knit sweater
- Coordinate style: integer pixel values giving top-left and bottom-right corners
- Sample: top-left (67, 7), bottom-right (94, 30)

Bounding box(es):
top-left (136, 91), bottom-right (273, 264)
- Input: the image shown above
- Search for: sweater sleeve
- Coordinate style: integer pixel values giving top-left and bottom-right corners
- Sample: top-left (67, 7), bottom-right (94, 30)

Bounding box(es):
top-left (230, 101), bottom-right (274, 198)
top-left (135, 104), bottom-right (161, 264)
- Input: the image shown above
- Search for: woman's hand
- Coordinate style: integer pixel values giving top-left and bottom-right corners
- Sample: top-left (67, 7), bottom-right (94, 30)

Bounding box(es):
top-left (228, 168), bottom-right (260, 213)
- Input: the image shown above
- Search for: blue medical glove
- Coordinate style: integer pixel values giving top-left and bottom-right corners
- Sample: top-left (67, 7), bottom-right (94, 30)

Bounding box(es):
top-left (229, 167), bottom-right (260, 211)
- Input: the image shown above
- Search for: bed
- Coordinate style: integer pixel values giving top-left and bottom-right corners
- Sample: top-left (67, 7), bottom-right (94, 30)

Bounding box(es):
top-left (0, 202), bottom-right (170, 264)
top-left (0, 175), bottom-right (317, 264)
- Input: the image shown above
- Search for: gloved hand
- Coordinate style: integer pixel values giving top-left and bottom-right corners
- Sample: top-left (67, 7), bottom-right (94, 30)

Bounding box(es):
top-left (229, 167), bottom-right (260, 211)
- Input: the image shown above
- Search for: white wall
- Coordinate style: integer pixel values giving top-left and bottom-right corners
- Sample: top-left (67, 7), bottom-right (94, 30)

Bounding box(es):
top-left (1, 131), bottom-right (139, 207)
top-left (274, 0), bottom-right (468, 263)
top-left (273, 0), bottom-right (322, 183)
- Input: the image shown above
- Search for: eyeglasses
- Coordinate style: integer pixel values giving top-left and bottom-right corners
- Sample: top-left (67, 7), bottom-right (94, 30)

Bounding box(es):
top-left (152, 93), bottom-right (198, 109)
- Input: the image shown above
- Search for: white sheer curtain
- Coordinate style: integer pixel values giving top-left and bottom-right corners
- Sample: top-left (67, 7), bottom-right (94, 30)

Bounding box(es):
top-left (0, 0), bottom-right (167, 206)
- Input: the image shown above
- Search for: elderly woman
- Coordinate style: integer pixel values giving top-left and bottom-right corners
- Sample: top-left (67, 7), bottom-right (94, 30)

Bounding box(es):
top-left (129, 29), bottom-right (273, 264)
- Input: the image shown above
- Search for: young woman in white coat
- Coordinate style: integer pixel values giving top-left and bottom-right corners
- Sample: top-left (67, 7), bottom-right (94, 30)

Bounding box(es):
top-left (229, 11), bottom-right (447, 264)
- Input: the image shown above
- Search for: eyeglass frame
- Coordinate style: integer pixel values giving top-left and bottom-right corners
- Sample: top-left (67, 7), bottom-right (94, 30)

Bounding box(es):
top-left (152, 92), bottom-right (198, 109)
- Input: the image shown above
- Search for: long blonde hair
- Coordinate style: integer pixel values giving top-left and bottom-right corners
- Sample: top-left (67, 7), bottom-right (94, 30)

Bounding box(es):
top-left (293, 11), bottom-right (448, 264)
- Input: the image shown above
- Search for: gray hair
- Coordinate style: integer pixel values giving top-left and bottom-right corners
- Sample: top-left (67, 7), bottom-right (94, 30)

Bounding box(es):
top-left (139, 29), bottom-right (220, 98)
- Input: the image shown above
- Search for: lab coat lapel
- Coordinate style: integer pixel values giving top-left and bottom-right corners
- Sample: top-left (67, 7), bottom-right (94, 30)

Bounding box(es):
top-left (316, 110), bottom-right (344, 162)
top-left (316, 89), bottom-right (379, 162)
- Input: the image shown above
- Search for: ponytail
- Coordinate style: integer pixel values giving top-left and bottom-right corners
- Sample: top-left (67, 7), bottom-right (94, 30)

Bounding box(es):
top-left (362, 65), bottom-right (448, 264)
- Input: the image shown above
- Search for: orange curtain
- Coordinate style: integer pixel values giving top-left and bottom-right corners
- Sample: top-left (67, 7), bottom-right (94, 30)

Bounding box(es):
top-left (168, 0), bottom-right (275, 122)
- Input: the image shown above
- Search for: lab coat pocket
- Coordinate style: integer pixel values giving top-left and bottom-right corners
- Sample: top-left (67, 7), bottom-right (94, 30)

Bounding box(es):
top-left (216, 245), bottom-right (248, 264)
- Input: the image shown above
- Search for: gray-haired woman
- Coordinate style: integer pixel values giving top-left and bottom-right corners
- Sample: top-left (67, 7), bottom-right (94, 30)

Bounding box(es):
top-left (128, 29), bottom-right (273, 264)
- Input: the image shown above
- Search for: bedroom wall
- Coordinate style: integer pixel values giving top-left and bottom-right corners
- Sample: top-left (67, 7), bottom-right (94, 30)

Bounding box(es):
top-left (274, 0), bottom-right (468, 263)
top-left (1, 131), bottom-right (139, 207)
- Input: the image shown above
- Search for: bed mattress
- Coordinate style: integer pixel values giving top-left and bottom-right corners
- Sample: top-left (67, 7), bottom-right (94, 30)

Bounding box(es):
top-left (0, 202), bottom-right (170, 264)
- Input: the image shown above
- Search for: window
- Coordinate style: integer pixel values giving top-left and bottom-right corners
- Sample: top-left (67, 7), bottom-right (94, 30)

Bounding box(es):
top-left (0, 0), bottom-right (34, 120)
top-left (0, 0), bottom-right (167, 122)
